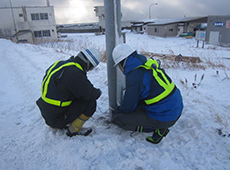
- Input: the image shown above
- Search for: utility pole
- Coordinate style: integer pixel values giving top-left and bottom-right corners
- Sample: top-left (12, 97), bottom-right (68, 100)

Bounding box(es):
top-left (9, 0), bottom-right (18, 42)
top-left (104, 0), bottom-right (124, 119)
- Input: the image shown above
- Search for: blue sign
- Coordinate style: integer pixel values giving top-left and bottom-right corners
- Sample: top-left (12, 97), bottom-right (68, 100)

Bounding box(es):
top-left (213, 22), bottom-right (224, 27)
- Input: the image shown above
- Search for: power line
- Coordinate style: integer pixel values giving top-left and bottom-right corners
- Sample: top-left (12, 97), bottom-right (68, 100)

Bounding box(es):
top-left (54, 4), bottom-right (100, 8)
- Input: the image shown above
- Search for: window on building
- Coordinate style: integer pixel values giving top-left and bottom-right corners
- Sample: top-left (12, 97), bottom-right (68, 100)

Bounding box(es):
top-left (31, 13), bottom-right (48, 20)
top-left (31, 13), bottom-right (40, 20)
top-left (42, 30), bottom-right (51, 37)
top-left (34, 30), bottom-right (51, 38)
top-left (40, 13), bottom-right (48, 20)
top-left (19, 14), bottom-right (23, 17)
top-left (34, 31), bottom-right (42, 37)
top-left (155, 28), bottom-right (159, 32)
top-left (169, 28), bottom-right (173, 32)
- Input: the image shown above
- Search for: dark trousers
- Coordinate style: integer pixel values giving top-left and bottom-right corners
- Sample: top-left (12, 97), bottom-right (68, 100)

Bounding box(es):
top-left (112, 106), bottom-right (179, 131)
top-left (36, 98), bottom-right (96, 129)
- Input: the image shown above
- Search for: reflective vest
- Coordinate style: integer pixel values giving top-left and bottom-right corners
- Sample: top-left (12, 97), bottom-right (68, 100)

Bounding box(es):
top-left (41, 60), bottom-right (83, 107)
top-left (136, 58), bottom-right (175, 105)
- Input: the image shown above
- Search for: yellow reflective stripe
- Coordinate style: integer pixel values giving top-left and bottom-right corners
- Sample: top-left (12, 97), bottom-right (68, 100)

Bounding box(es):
top-left (41, 95), bottom-right (72, 107)
top-left (145, 59), bottom-right (159, 68)
top-left (41, 96), bottom-right (72, 107)
top-left (136, 62), bottom-right (175, 105)
top-left (153, 68), bottom-right (170, 88)
top-left (138, 65), bottom-right (171, 88)
top-left (145, 83), bottom-right (175, 105)
top-left (43, 62), bottom-right (83, 98)
top-left (41, 60), bottom-right (60, 94)
top-left (41, 62), bottom-right (83, 107)
top-left (61, 101), bottom-right (72, 107)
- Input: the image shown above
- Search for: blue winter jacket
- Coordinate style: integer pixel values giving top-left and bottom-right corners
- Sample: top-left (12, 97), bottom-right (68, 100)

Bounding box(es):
top-left (117, 51), bottom-right (183, 122)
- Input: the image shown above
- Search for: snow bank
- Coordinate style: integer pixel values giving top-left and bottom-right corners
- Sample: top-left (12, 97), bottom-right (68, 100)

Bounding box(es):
top-left (0, 33), bottom-right (230, 170)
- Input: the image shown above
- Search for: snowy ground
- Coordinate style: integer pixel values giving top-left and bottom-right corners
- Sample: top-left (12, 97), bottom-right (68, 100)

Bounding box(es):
top-left (0, 33), bottom-right (230, 170)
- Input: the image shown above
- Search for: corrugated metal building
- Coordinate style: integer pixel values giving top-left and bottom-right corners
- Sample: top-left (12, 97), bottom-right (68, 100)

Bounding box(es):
top-left (206, 15), bottom-right (230, 46)
top-left (146, 17), bottom-right (207, 37)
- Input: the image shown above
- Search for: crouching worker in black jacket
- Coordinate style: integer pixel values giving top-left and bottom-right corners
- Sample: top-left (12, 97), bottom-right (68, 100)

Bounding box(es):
top-left (36, 48), bottom-right (102, 137)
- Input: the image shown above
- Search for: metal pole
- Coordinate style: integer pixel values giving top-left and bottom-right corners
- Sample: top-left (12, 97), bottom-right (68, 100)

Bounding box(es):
top-left (9, 0), bottom-right (18, 42)
top-left (104, 0), bottom-right (122, 119)
top-left (149, 3), bottom-right (158, 19)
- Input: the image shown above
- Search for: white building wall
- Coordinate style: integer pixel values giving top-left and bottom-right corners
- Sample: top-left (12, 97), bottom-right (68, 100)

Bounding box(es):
top-left (94, 6), bottom-right (105, 30)
top-left (147, 23), bottom-right (178, 37)
top-left (0, 6), bottom-right (57, 43)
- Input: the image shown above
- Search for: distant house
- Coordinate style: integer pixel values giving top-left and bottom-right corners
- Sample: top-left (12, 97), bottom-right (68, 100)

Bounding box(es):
top-left (0, 4), bottom-right (57, 44)
top-left (206, 15), bottom-right (230, 46)
top-left (131, 19), bottom-right (155, 33)
top-left (146, 17), bottom-right (207, 37)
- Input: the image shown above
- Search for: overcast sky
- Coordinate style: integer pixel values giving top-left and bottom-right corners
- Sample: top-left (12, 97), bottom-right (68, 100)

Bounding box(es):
top-left (1, 0), bottom-right (230, 24)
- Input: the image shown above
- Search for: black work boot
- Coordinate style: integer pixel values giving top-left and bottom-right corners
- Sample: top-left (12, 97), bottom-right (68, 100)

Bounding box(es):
top-left (66, 127), bottom-right (92, 137)
top-left (146, 128), bottom-right (170, 144)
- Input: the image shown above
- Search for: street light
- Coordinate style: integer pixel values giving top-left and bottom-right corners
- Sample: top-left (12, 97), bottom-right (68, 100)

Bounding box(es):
top-left (149, 3), bottom-right (158, 19)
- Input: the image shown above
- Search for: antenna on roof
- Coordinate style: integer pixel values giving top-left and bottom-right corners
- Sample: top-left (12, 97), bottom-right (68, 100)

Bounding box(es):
top-left (46, 0), bottom-right (50, 6)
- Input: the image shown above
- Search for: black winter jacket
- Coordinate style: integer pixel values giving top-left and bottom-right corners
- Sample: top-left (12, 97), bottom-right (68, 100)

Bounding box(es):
top-left (36, 58), bottom-right (100, 128)
top-left (55, 63), bottom-right (100, 101)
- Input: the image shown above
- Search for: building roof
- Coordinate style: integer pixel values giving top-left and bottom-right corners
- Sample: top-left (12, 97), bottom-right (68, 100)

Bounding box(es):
top-left (132, 23), bottom-right (144, 27)
top-left (0, 6), bottom-right (53, 9)
top-left (131, 16), bottom-right (207, 26)
top-left (148, 16), bottom-right (207, 26)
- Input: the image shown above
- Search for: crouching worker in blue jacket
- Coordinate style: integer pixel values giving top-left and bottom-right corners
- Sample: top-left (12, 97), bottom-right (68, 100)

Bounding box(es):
top-left (112, 44), bottom-right (183, 144)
